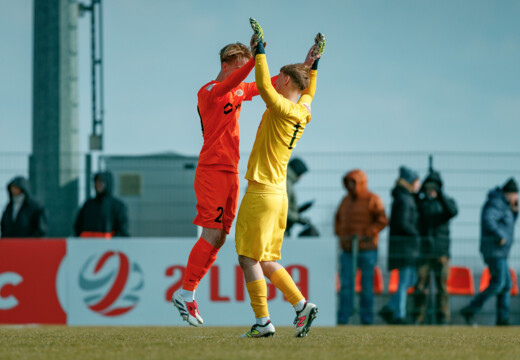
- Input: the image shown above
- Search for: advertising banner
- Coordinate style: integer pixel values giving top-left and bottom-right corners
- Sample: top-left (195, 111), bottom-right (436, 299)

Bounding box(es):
top-left (0, 239), bottom-right (67, 324)
top-left (63, 238), bottom-right (336, 326)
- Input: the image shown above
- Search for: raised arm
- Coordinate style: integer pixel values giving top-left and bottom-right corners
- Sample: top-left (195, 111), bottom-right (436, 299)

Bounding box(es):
top-left (211, 57), bottom-right (255, 98)
top-left (299, 38), bottom-right (324, 105)
top-left (242, 74), bottom-right (279, 100)
top-left (255, 53), bottom-right (285, 109)
top-left (249, 19), bottom-right (288, 113)
top-left (299, 69), bottom-right (317, 106)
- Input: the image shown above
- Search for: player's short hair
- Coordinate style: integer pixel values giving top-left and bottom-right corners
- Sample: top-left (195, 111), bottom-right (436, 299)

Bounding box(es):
top-left (280, 63), bottom-right (310, 91)
top-left (219, 43), bottom-right (252, 64)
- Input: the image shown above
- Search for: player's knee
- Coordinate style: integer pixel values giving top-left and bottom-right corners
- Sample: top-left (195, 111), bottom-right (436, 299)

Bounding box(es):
top-left (214, 234), bottom-right (226, 249)
top-left (238, 255), bottom-right (256, 269)
top-left (260, 261), bottom-right (278, 278)
top-left (201, 228), bottom-right (223, 247)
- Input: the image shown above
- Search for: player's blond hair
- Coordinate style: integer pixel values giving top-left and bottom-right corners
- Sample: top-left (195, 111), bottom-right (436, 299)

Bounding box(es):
top-left (280, 63), bottom-right (310, 91)
top-left (219, 43), bottom-right (252, 64)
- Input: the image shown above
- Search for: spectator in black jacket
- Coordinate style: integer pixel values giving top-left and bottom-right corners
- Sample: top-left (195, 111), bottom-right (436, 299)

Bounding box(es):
top-left (74, 171), bottom-right (129, 238)
top-left (1, 176), bottom-right (46, 238)
top-left (286, 158), bottom-right (309, 235)
top-left (413, 170), bottom-right (458, 325)
top-left (379, 166), bottom-right (421, 324)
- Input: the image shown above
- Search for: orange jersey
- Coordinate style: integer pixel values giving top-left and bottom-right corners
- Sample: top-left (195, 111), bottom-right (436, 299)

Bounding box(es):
top-left (197, 58), bottom-right (258, 173)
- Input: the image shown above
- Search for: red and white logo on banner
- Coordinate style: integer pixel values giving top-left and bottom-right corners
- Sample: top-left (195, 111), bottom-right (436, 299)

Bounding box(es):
top-left (78, 251), bottom-right (144, 317)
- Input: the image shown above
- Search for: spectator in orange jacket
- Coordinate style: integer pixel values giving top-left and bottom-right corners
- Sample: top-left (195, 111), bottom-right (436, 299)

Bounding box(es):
top-left (335, 169), bottom-right (388, 324)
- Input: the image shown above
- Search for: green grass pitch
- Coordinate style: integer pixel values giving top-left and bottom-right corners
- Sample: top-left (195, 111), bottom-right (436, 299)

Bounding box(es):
top-left (1, 326), bottom-right (519, 360)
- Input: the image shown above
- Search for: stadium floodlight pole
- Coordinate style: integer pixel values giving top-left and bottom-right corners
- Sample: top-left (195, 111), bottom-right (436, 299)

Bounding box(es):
top-left (79, 0), bottom-right (104, 200)
top-left (79, 0), bottom-right (104, 152)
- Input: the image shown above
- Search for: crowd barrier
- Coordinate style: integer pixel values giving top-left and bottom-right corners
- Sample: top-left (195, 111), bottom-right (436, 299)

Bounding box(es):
top-left (0, 238), bottom-right (336, 326)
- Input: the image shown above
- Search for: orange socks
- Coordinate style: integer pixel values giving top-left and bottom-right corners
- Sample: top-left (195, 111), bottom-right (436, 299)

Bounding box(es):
top-left (269, 268), bottom-right (304, 306)
top-left (182, 237), bottom-right (219, 291)
top-left (246, 279), bottom-right (269, 318)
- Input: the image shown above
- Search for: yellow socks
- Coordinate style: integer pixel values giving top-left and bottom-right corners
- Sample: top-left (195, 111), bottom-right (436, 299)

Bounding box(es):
top-left (246, 279), bottom-right (269, 318)
top-left (246, 269), bottom-right (305, 320)
top-left (269, 268), bottom-right (304, 306)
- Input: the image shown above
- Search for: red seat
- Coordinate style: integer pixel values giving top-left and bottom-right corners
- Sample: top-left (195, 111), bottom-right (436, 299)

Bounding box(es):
top-left (447, 266), bottom-right (475, 295)
top-left (355, 266), bottom-right (384, 294)
top-left (479, 267), bottom-right (519, 296)
top-left (79, 231), bottom-right (112, 239)
top-left (388, 269), bottom-right (414, 294)
top-left (512, 269), bottom-right (519, 296)
top-left (335, 266), bottom-right (384, 294)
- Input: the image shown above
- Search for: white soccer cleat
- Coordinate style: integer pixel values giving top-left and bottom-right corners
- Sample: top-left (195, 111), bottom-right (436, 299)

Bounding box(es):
top-left (239, 321), bottom-right (276, 338)
top-left (172, 290), bottom-right (204, 327)
top-left (293, 302), bottom-right (318, 337)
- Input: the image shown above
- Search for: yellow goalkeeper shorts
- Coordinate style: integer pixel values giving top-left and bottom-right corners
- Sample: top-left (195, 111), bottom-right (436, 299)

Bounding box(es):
top-left (235, 181), bottom-right (288, 262)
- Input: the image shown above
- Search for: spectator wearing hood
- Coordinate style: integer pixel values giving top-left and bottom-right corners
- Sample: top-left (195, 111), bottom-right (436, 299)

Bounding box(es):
top-left (1, 176), bottom-right (47, 238)
top-left (74, 171), bottom-right (129, 238)
top-left (461, 178), bottom-right (518, 326)
top-left (286, 158), bottom-right (309, 235)
top-left (335, 169), bottom-right (388, 325)
top-left (413, 170), bottom-right (458, 325)
top-left (379, 166), bottom-right (421, 324)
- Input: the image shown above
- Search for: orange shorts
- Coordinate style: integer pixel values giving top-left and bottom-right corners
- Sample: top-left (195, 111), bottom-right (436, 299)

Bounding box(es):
top-left (193, 167), bottom-right (239, 234)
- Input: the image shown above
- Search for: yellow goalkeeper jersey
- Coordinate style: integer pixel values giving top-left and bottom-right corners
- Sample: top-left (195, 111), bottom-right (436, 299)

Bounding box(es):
top-left (245, 54), bottom-right (317, 189)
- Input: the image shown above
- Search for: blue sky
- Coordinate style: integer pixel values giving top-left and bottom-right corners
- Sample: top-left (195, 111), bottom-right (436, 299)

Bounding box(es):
top-left (1, 0), bottom-right (519, 157)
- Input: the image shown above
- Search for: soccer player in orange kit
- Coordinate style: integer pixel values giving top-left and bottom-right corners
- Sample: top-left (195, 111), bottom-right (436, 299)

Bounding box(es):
top-left (172, 30), bottom-right (322, 327)
top-left (171, 42), bottom-right (257, 326)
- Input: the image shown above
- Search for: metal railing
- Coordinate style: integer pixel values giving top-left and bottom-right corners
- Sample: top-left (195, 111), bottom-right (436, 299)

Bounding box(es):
top-left (1, 150), bottom-right (519, 323)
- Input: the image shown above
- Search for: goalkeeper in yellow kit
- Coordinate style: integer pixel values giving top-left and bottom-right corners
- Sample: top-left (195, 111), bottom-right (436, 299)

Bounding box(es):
top-left (235, 18), bottom-right (325, 338)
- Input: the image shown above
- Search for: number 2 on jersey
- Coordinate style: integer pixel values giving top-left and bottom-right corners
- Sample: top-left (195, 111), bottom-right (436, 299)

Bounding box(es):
top-left (214, 207), bottom-right (224, 223)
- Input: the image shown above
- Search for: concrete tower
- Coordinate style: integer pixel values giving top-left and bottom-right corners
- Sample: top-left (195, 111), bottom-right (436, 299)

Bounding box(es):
top-left (30, 0), bottom-right (79, 236)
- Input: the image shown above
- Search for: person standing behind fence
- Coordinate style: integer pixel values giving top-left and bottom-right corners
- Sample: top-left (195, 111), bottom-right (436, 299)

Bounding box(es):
top-left (460, 178), bottom-right (518, 326)
top-left (335, 169), bottom-right (388, 325)
top-left (379, 166), bottom-right (421, 324)
top-left (286, 158), bottom-right (309, 235)
top-left (74, 171), bottom-right (129, 238)
top-left (413, 170), bottom-right (458, 325)
top-left (1, 176), bottom-right (47, 238)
